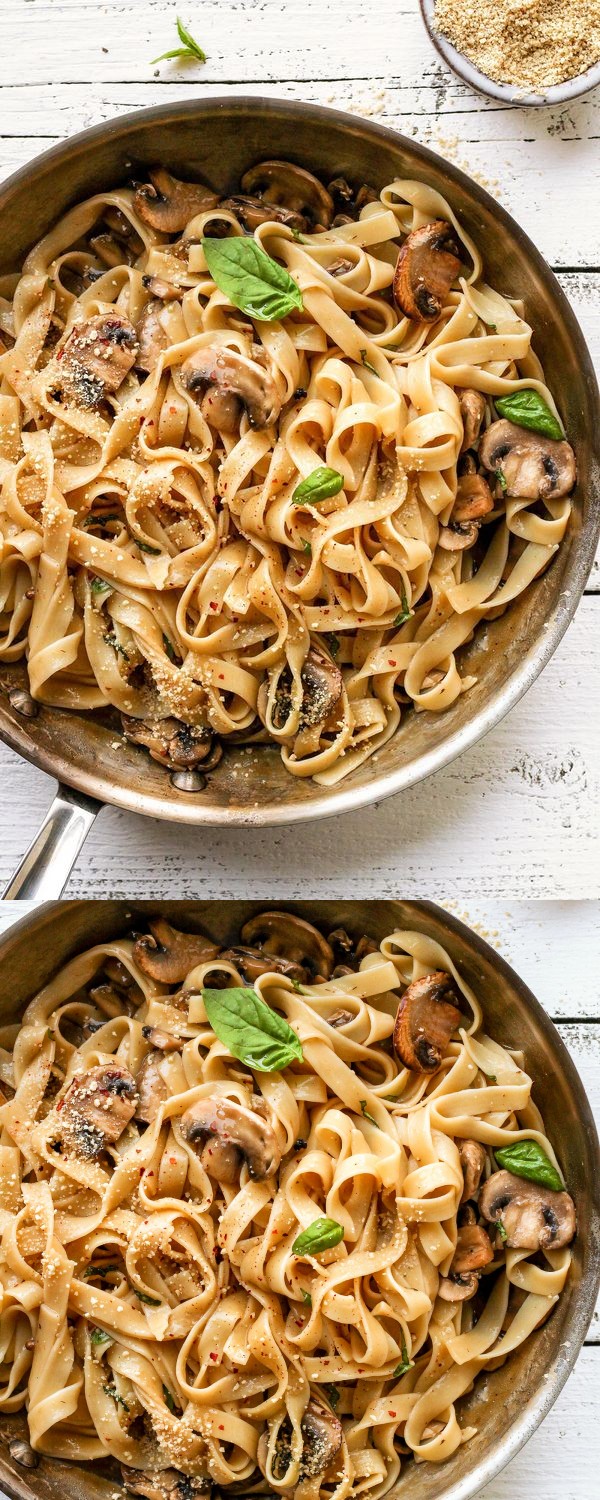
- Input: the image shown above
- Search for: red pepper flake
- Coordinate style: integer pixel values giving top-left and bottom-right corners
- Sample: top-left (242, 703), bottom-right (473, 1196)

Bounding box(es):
top-left (209, 1352), bottom-right (218, 1362)
top-left (218, 673), bottom-right (224, 681)
top-left (388, 1410), bottom-right (396, 1418)
top-left (209, 601), bottom-right (218, 611)
top-left (388, 660), bottom-right (397, 668)
top-left (218, 1424), bottom-right (224, 1431)
top-left (169, 1156), bottom-right (177, 1164)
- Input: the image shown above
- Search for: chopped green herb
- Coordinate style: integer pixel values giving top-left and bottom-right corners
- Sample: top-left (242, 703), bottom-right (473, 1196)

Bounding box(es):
top-left (135, 538), bottom-right (161, 556)
top-left (162, 633), bottom-right (177, 663)
top-left (90, 1327), bottom-right (111, 1347)
top-left (324, 1383), bottom-right (341, 1408)
top-left (82, 512), bottom-right (120, 529)
top-left (163, 1383), bottom-right (177, 1413)
top-left (486, 1073), bottom-right (497, 1084)
top-left (90, 576), bottom-right (111, 598)
top-left (324, 632), bottom-right (340, 658)
top-left (291, 979), bottom-right (306, 993)
top-left (134, 1289), bottom-right (162, 1306)
top-left (360, 1100), bottom-right (379, 1128)
top-left (495, 468), bottom-right (508, 493)
top-left (393, 586), bottom-right (413, 628)
top-left (301, 539), bottom-right (312, 556)
top-left (392, 1337), bottom-right (414, 1378)
top-left (103, 1384), bottom-right (129, 1412)
top-left (104, 632), bottom-right (129, 662)
top-left (301, 1289), bottom-right (313, 1306)
top-left (291, 227), bottom-right (309, 243)
top-left (83, 1263), bottom-right (120, 1280)
top-left (361, 350), bottom-right (379, 377)
top-left (488, 322), bottom-right (497, 333)
top-left (497, 1221), bottom-right (508, 1243)
top-left (152, 15), bottom-right (207, 64)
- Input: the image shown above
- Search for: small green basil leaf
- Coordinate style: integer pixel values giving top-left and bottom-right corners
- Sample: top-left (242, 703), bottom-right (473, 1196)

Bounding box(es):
top-left (203, 986), bottom-right (304, 1072)
top-left (202, 237), bottom-right (303, 321)
top-left (495, 389), bottom-right (563, 441)
top-left (494, 1139), bottom-right (563, 1192)
top-left (324, 632), bottom-right (340, 658)
top-left (104, 1384), bottom-right (129, 1411)
top-left (163, 1383), bottom-right (177, 1412)
top-left (392, 1337), bottom-right (414, 1378)
top-left (90, 576), bottom-right (111, 598)
top-left (496, 1220), bottom-right (508, 1243)
top-left (292, 467), bottom-right (344, 506)
top-left (90, 1327), bottom-right (111, 1346)
top-left (495, 468), bottom-right (508, 493)
top-left (324, 1383), bottom-right (340, 1408)
top-left (361, 350), bottom-right (378, 377)
top-left (393, 586), bottom-right (413, 628)
top-left (292, 1217), bottom-right (344, 1256)
top-left (134, 1289), bottom-right (162, 1306)
top-left (301, 538), bottom-right (312, 556)
top-left (135, 537), bottom-right (162, 556)
top-left (301, 1289), bottom-right (312, 1305)
top-left (360, 1100), bottom-right (379, 1128)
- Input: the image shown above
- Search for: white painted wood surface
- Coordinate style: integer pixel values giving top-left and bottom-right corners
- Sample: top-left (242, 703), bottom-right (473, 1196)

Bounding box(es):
top-left (1, 0), bottom-right (600, 897)
top-left (0, 900), bottom-right (597, 1497)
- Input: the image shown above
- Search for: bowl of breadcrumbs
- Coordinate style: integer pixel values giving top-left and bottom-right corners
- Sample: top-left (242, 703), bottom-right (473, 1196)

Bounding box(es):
top-left (420, 0), bottom-right (600, 104)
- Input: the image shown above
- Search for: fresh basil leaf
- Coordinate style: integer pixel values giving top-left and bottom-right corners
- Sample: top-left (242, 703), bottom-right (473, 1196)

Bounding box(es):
top-left (361, 350), bottom-right (378, 377)
top-left (495, 468), bottom-right (508, 493)
top-left (392, 1337), bottom-right (414, 1378)
top-left (324, 1383), bottom-right (340, 1408)
top-left (82, 512), bottom-right (120, 529)
top-left (301, 1289), bottom-right (313, 1305)
top-left (134, 1288), bottom-right (161, 1306)
top-left (292, 1217), bottom-right (344, 1256)
top-left (495, 389), bottom-right (563, 441)
top-left (393, 586), bottom-right (413, 628)
top-left (497, 1220), bottom-right (508, 1243)
top-left (90, 576), bottom-right (111, 598)
top-left (202, 237), bottom-right (303, 322)
top-left (83, 1263), bottom-right (120, 1279)
top-left (494, 1139), bottom-right (563, 1192)
top-left (163, 1383), bottom-right (176, 1412)
top-left (135, 537), bottom-right (161, 556)
top-left (301, 539), bottom-right (312, 556)
top-left (360, 1100), bottom-right (379, 1128)
top-left (152, 15), bottom-right (206, 64)
top-left (203, 986), bottom-right (303, 1072)
top-left (292, 467), bottom-right (344, 506)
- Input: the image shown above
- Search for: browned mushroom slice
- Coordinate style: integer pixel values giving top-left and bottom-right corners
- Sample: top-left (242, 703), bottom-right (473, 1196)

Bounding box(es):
top-left (135, 301), bottom-right (168, 373)
top-left (50, 314), bottom-right (138, 408)
top-left (241, 160), bottom-right (334, 230)
top-left (218, 194), bottom-right (306, 233)
top-left (300, 1395), bottom-right (343, 1477)
top-left (479, 419), bottom-right (576, 501)
top-left (393, 971), bottom-right (461, 1072)
top-left (459, 389), bottom-right (486, 453)
top-left (328, 177), bottom-right (378, 221)
top-left (438, 1270), bottom-right (479, 1302)
top-left (133, 167), bottom-right (218, 233)
top-left (451, 471), bottom-right (495, 525)
top-left (55, 1065), bottom-right (137, 1158)
top-left (121, 716), bottom-right (221, 771)
top-left (458, 1139), bottom-right (487, 1204)
top-left (451, 1223), bottom-right (494, 1274)
top-left (141, 1025), bottom-right (182, 1051)
top-left (181, 1097), bottom-right (282, 1182)
top-left (479, 1169), bottom-right (576, 1250)
top-left (217, 945), bottom-right (307, 985)
top-left (393, 220), bottom-right (462, 322)
top-left (181, 345), bottom-right (281, 432)
top-left (141, 275), bottom-right (182, 301)
top-left (299, 643), bottom-right (343, 729)
top-left (241, 911), bottom-right (334, 981)
top-left (328, 928), bottom-right (379, 971)
top-left (134, 918), bottom-right (219, 984)
top-left (122, 1468), bottom-right (211, 1500)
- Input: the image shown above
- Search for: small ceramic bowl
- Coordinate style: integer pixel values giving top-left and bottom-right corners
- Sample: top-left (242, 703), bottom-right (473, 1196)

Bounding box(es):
top-left (420, 0), bottom-right (600, 106)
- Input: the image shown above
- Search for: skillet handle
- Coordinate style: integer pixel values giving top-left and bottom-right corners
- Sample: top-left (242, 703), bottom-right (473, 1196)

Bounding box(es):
top-left (2, 784), bottom-right (101, 900)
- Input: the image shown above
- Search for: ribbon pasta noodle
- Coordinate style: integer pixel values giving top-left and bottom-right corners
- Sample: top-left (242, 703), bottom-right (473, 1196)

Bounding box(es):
top-left (0, 161), bottom-right (576, 783)
top-left (0, 910), bottom-right (576, 1496)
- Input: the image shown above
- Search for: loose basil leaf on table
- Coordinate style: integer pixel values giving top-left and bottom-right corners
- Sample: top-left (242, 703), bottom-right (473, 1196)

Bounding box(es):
top-left (203, 986), bottom-right (303, 1072)
top-left (292, 466), bottom-right (344, 506)
top-left (494, 389), bottom-right (563, 441)
top-left (494, 1138), bottom-right (563, 1192)
top-left (202, 237), bottom-right (304, 321)
top-left (292, 1217), bottom-right (345, 1255)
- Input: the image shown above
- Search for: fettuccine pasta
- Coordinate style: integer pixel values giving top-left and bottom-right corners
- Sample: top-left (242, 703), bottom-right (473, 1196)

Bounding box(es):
top-left (0, 909), bottom-right (576, 1497)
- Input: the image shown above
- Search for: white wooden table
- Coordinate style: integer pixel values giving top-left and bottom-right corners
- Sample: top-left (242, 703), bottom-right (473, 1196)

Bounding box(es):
top-left (0, 900), bottom-right (597, 1497)
top-left (0, 0), bottom-right (599, 899)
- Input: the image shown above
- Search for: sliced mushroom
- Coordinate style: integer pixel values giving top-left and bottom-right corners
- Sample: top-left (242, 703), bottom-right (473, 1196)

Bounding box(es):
top-left (135, 301), bottom-right (168, 373)
top-left (121, 716), bottom-right (221, 771)
top-left (218, 194), bottom-right (306, 233)
top-left (438, 1270), bottom-right (479, 1302)
top-left (141, 275), bottom-right (182, 301)
top-left (458, 1139), bottom-right (487, 1204)
top-left (328, 929), bottom-right (379, 971)
top-left (133, 918), bottom-right (220, 984)
top-left (451, 1223), bottom-right (494, 1274)
top-left (181, 346), bottom-right (281, 432)
top-left (241, 160), bottom-right (334, 231)
top-left (141, 1025), bottom-right (182, 1051)
top-left (135, 1052), bottom-right (168, 1124)
top-left (459, 388), bottom-right (486, 453)
top-left (393, 220), bottom-right (462, 322)
top-left (181, 1097), bottom-right (282, 1182)
top-left (133, 168), bottom-right (218, 233)
top-left (122, 1468), bottom-right (211, 1500)
top-left (327, 1009), bottom-right (354, 1028)
top-left (300, 1395), bottom-right (343, 1477)
top-left (50, 314), bottom-right (138, 408)
top-left (393, 971), bottom-right (461, 1073)
top-left (217, 945), bottom-right (307, 985)
top-left (55, 1065), bottom-right (137, 1159)
top-left (240, 911), bottom-right (334, 980)
top-left (299, 643), bottom-right (343, 729)
top-left (479, 419), bottom-right (576, 501)
top-left (328, 177), bottom-right (378, 221)
top-left (479, 1169), bottom-right (576, 1250)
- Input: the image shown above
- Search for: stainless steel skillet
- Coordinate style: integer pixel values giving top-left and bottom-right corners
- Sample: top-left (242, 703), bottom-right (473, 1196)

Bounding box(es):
top-left (0, 98), bottom-right (598, 896)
